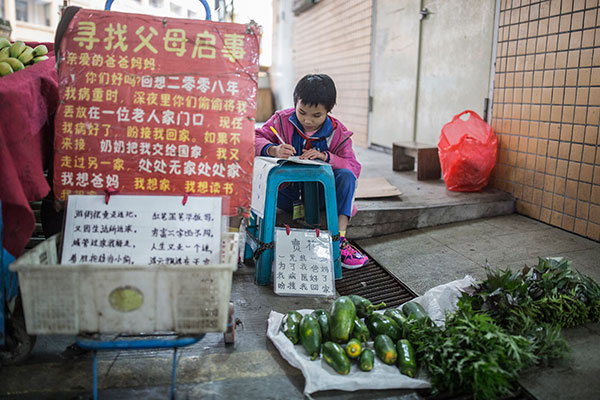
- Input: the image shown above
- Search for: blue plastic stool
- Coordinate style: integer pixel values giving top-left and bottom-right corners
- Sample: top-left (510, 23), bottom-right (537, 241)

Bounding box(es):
top-left (245, 162), bottom-right (341, 285)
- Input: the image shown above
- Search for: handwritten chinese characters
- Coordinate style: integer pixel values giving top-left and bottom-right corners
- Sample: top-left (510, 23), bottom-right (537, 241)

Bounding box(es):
top-left (61, 195), bottom-right (222, 266)
top-left (54, 10), bottom-right (260, 216)
top-left (274, 228), bottom-right (335, 297)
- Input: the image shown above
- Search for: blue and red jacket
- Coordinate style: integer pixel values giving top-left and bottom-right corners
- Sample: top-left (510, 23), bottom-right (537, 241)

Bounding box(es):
top-left (255, 108), bottom-right (362, 179)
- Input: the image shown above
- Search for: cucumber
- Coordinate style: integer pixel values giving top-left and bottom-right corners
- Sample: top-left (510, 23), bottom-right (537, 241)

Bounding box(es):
top-left (402, 301), bottom-right (429, 321)
top-left (311, 309), bottom-right (332, 342)
top-left (348, 294), bottom-right (386, 318)
top-left (374, 334), bottom-right (397, 365)
top-left (280, 311), bottom-right (303, 344)
top-left (359, 348), bottom-right (375, 372)
top-left (300, 314), bottom-right (322, 360)
top-left (330, 296), bottom-right (356, 343)
top-left (345, 338), bottom-right (362, 359)
top-left (384, 308), bottom-right (408, 337)
top-left (351, 317), bottom-right (370, 343)
top-left (396, 339), bottom-right (417, 377)
top-left (322, 341), bottom-right (351, 375)
top-left (366, 313), bottom-right (402, 341)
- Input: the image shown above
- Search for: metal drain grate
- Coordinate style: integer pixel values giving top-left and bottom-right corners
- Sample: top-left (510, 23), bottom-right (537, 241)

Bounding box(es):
top-left (336, 242), bottom-right (417, 309)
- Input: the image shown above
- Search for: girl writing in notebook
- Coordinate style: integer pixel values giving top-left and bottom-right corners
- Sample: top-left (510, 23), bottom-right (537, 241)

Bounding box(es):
top-left (255, 74), bottom-right (368, 269)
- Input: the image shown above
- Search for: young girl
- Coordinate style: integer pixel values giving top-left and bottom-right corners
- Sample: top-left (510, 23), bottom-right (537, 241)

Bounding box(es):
top-left (255, 74), bottom-right (368, 269)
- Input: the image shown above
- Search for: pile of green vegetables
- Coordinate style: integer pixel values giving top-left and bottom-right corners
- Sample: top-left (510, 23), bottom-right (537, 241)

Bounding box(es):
top-left (280, 294), bottom-right (426, 377)
top-left (280, 258), bottom-right (600, 399)
top-left (407, 257), bottom-right (600, 399)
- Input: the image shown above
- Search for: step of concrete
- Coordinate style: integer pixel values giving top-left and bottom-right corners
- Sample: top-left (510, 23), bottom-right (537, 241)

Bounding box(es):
top-left (349, 146), bottom-right (514, 239)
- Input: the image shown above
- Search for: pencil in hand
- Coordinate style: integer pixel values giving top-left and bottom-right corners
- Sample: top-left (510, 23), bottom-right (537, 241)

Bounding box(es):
top-left (270, 126), bottom-right (286, 144)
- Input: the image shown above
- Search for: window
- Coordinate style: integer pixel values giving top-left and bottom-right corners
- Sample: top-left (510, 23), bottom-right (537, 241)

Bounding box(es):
top-left (43, 3), bottom-right (51, 26)
top-left (187, 10), bottom-right (197, 19)
top-left (16, 0), bottom-right (29, 22)
top-left (170, 3), bottom-right (182, 16)
top-left (149, 0), bottom-right (163, 8)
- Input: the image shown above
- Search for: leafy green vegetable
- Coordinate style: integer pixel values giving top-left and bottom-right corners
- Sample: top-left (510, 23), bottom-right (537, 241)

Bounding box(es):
top-left (461, 257), bottom-right (600, 329)
top-left (400, 256), bottom-right (596, 398)
top-left (530, 293), bottom-right (589, 328)
top-left (406, 306), bottom-right (536, 399)
top-left (525, 258), bottom-right (600, 308)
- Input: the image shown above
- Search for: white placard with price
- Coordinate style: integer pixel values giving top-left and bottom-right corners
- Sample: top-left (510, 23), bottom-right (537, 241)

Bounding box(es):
top-left (273, 227), bottom-right (335, 297)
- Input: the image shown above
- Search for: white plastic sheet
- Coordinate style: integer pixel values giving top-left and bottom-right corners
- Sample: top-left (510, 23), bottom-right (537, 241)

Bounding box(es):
top-left (267, 310), bottom-right (430, 395)
top-left (412, 275), bottom-right (476, 327)
top-left (266, 275), bottom-right (476, 395)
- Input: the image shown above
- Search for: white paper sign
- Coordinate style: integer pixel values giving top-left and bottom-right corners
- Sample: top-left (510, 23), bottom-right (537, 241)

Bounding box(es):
top-left (273, 227), bottom-right (335, 297)
top-left (61, 195), bottom-right (222, 266)
top-left (251, 156), bottom-right (279, 219)
top-left (251, 156), bottom-right (328, 219)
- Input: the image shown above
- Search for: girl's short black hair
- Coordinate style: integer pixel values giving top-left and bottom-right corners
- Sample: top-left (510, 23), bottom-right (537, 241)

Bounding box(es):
top-left (293, 74), bottom-right (337, 112)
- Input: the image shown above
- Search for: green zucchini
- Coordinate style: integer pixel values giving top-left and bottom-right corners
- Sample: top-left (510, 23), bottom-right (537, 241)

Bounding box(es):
top-left (384, 308), bottom-right (408, 337)
top-left (322, 341), bottom-right (351, 375)
top-left (396, 339), bottom-right (417, 377)
top-left (366, 313), bottom-right (402, 341)
top-left (402, 302), bottom-right (429, 321)
top-left (345, 338), bottom-right (362, 359)
top-left (280, 311), bottom-right (303, 344)
top-left (311, 309), bottom-right (332, 342)
top-left (351, 317), bottom-right (370, 343)
top-left (374, 334), bottom-right (397, 365)
top-left (330, 296), bottom-right (356, 343)
top-left (359, 348), bottom-right (375, 372)
top-left (299, 314), bottom-right (322, 360)
top-left (348, 294), bottom-right (386, 318)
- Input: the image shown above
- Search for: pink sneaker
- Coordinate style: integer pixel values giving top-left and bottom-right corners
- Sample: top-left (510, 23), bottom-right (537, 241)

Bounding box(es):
top-left (340, 237), bottom-right (369, 269)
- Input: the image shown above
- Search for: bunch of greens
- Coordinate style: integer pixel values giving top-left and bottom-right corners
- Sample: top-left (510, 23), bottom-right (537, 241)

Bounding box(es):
top-left (524, 257), bottom-right (600, 325)
top-left (399, 257), bottom-right (598, 399)
top-left (461, 257), bottom-right (600, 329)
top-left (406, 306), bottom-right (537, 399)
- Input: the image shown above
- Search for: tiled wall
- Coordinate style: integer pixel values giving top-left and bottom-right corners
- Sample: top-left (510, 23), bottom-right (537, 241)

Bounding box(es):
top-left (491, 0), bottom-right (600, 241)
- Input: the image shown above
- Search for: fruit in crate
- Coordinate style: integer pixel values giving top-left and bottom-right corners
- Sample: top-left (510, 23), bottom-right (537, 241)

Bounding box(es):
top-left (0, 37), bottom-right (11, 49)
top-left (8, 40), bottom-right (25, 58)
top-left (0, 40), bottom-right (50, 77)
top-left (0, 61), bottom-right (12, 76)
top-left (33, 44), bottom-right (48, 56)
top-left (4, 57), bottom-right (24, 71)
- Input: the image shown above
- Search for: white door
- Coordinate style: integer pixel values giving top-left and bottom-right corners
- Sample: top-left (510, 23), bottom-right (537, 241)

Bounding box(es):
top-left (369, 0), bottom-right (420, 146)
top-left (370, 0), bottom-right (497, 147)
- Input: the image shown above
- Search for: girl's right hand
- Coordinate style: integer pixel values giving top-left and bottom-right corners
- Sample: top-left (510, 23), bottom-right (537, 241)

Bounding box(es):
top-left (270, 144), bottom-right (296, 159)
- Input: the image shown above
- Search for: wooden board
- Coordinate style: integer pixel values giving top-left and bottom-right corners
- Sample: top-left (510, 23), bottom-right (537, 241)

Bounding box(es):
top-left (355, 177), bottom-right (403, 199)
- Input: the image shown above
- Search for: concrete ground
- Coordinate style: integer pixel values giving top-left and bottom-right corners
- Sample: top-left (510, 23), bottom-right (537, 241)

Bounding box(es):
top-left (1, 147), bottom-right (599, 399)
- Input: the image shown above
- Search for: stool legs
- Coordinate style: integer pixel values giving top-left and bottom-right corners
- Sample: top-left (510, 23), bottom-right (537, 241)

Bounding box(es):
top-left (321, 178), bottom-right (341, 280)
top-left (250, 165), bottom-right (342, 285)
top-left (303, 182), bottom-right (320, 225)
top-left (254, 183), bottom-right (278, 285)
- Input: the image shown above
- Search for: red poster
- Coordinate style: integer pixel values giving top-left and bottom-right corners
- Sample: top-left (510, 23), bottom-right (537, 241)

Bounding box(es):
top-left (54, 9), bottom-right (260, 216)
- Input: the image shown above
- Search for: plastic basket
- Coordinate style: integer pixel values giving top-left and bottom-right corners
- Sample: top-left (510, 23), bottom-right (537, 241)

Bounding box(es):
top-left (10, 232), bottom-right (238, 335)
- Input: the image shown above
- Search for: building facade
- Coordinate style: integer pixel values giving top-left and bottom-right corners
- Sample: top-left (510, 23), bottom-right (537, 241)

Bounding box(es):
top-left (1, 0), bottom-right (210, 42)
top-left (272, 0), bottom-right (599, 241)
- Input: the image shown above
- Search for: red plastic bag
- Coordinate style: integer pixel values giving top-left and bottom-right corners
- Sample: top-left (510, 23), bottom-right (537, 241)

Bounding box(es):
top-left (438, 110), bottom-right (497, 192)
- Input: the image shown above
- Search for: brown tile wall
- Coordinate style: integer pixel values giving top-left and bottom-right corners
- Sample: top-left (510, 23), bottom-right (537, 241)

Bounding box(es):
top-left (293, 0), bottom-right (373, 148)
top-left (491, 0), bottom-right (600, 241)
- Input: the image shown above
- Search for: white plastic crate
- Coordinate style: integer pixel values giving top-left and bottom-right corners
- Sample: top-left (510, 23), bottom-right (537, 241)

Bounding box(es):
top-left (10, 232), bottom-right (238, 335)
